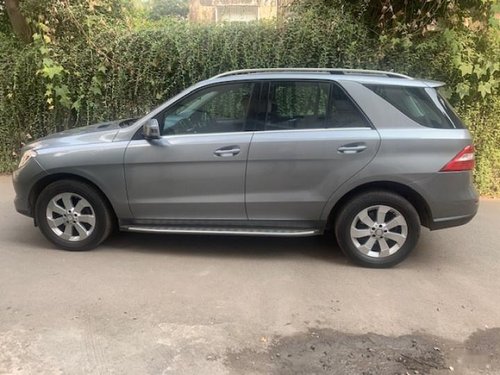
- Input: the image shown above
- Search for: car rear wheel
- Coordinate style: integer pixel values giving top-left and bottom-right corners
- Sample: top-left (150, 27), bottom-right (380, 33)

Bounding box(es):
top-left (35, 180), bottom-right (113, 251)
top-left (334, 191), bottom-right (420, 268)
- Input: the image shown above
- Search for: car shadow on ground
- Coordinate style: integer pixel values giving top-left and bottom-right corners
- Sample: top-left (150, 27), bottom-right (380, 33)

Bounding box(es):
top-left (103, 230), bottom-right (348, 263)
top-left (101, 228), bottom-right (439, 268)
top-left (8, 217), bottom-right (440, 267)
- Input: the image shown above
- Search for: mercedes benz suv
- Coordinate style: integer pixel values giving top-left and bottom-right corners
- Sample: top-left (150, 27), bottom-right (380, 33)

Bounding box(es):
top-left (13, 68), bottom-right (479, 267)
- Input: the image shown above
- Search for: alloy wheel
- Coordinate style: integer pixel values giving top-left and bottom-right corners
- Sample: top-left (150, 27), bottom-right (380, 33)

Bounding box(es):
top-left (46, 192), bottom-right (96, 242)
top-left (350, 205), bottom-right (408, 258)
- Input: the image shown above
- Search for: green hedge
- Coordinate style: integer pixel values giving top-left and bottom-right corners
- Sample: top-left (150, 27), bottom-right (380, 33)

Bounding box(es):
top-left (0, 14), bottom-right (499, 195)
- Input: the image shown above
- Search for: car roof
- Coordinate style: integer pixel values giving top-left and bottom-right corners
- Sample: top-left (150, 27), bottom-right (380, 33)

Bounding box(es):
top-left (205, 69), bottom-right (444, 88)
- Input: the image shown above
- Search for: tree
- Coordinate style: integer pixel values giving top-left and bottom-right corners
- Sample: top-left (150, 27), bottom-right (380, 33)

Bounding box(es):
top-left (147, 0), bottom-right (189, 19)
top-left (356, 0), bottom-right (494, 36)
top-left (2, 0), bottom-right (31, 42)
top-left (290, 0), bottom-right (495, 37)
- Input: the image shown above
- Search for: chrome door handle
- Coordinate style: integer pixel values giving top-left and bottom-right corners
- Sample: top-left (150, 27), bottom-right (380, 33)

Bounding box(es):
top-left (338, 143), bottom-right (367, 154)
top-left (214, 146), bottom-right (241, 157)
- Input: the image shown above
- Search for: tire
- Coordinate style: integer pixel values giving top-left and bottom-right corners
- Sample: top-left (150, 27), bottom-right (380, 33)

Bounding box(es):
top-left (334, 191), bottom-right (420, 268)
top-left (35, 179), bottom-right (113, 251)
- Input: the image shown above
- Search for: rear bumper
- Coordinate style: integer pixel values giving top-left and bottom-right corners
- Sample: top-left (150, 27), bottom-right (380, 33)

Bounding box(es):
top-left (428, 211), bottom-right (477, 230)
top-left (423, 171), bottom-right (479, 230)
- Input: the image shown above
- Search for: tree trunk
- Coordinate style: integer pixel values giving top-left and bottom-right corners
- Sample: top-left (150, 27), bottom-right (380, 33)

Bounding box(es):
top-left (5, 0), bottom-right (31, 43)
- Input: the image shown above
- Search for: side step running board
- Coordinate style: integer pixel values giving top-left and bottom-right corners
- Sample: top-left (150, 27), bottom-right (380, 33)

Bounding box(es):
top-left (123, 226), bottom-right (320, 237)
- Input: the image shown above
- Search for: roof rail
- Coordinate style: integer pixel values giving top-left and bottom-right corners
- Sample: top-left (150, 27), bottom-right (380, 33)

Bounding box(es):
top-left (211, 68), bottom-right (412, 80)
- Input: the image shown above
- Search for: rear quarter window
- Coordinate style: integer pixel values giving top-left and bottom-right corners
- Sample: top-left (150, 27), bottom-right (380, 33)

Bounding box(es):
top-left (363, 84), bottom-right (464, 129)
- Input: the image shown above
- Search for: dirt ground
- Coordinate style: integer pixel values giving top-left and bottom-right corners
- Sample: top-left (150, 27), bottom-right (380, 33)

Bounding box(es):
top-left (1, 175), bottom-right (499, 375)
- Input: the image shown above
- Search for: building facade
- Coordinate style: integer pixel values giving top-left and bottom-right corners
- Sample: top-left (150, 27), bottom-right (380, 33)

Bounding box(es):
top-left (189, 0), bottom-right (282, 23)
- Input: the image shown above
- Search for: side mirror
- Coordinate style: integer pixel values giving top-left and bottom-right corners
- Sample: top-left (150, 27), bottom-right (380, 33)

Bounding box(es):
top-left (143, 119), bottom-right (161, 140)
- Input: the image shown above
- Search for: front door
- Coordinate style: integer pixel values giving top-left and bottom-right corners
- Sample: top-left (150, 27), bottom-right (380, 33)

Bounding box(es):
top-left (124, 81), bottom-right (259, 220)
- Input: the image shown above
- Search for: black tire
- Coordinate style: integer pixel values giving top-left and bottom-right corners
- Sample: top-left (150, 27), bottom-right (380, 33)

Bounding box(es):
top-left (35, 179), bottom-right (113, 251)
top-left (334, 190), bottom-right (420, 268)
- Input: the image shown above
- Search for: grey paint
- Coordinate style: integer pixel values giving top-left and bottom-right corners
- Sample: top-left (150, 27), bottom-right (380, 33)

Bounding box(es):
top-left (18, 120), bottom-right (132, 218)
top-left (13, 70), bottom-right (478, 235)
top-left (124, 132), bottom-right (252, 219)
top-left (245, 128), bottom-right (380, 220)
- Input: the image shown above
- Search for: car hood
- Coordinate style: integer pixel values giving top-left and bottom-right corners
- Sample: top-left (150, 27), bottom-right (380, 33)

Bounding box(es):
top-left (24, 119), bottom-right (134, 151)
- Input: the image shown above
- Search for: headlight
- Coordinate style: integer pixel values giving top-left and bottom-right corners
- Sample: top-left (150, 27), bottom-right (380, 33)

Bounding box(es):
top-left (18, 150), bottom-right (37, 169)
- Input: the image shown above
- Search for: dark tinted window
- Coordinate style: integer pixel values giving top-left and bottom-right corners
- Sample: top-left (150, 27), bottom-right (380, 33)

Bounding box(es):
top-left (159, 82), bottom-right (254, 135)
top-left (330, 84), bottom-right (369, 128)
top-left (435, 91), bottom-right (465, 129)
top-left (364, 84), bottom-right (461, 129)
top-left (266, 81), bottom-right (329, 130)
top-left (265, 81), bottom-right (368, 130)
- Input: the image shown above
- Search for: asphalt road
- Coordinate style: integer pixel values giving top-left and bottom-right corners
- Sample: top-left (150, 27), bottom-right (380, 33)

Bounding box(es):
top-left (1, 175), bottom-right (499, 375)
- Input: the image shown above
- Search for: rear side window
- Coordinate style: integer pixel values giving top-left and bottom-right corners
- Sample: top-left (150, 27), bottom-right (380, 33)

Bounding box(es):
top-left (265, 81), bottom-right (369, 130)
top-left (434, 91), bottom-right (465, 129)
top-left (330, 84), bottom-right (370, 128)
top-left (266, 81), bottom-right (330, 130)
top-left (364, 84), bottom-right (463, 129)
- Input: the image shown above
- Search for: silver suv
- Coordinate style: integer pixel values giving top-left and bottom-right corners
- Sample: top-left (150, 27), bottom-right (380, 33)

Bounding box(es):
top-left (13, 68), bottom-right (478, 267)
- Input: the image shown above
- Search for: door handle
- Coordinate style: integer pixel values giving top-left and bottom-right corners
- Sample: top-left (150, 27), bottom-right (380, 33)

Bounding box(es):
top-left (338, 143), bottom-right (367, 154)
top-left (214, 146), bottom-right (241, 157)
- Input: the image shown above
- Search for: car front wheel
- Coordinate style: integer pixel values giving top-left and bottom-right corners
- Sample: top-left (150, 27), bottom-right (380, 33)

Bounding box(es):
top-left (35, 180), bottom-right (113, 251)
top-left (334, 191), bottom-right (420, 268)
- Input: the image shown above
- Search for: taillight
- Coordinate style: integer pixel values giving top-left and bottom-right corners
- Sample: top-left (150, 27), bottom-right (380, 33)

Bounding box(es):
top-left (440, 145), bottom-right (475, 172)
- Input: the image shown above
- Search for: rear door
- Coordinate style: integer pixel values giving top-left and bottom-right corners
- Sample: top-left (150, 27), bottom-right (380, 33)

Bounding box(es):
top-left (245, 80), bottom-right (380, 222)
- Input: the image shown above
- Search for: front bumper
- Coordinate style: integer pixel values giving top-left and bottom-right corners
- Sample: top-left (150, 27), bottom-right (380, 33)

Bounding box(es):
top-left (14, 194), bottom-right (32, 217)
top-left (12, 158), bottom-right (47, 218)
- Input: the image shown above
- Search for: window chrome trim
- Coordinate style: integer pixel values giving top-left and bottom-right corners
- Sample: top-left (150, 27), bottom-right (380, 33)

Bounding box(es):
top-left (139, 127), bottom-right (375, 140)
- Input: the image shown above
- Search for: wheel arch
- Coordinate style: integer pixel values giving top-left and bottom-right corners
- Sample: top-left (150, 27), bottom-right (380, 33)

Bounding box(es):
top-left (327, 181), bottom-right (432, 230)
top-left (29, 173), bottom-right (118, 226)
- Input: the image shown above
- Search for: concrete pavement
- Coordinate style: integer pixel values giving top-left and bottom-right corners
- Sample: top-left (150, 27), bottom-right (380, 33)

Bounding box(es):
top-left (0, 176), bottom-right (499, 374)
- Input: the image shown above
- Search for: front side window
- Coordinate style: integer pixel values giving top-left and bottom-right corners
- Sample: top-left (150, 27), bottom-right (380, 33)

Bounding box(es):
top-left (364, 84), bottom-right (460, 129)
top-left (158, 82), bottom-right (255, 135)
